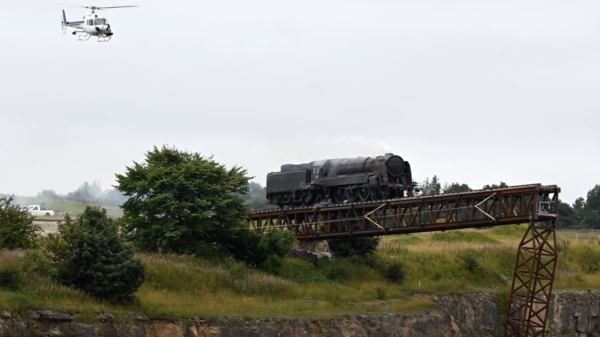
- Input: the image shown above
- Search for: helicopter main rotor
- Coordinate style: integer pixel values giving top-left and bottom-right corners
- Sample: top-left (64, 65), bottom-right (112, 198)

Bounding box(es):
top-left (57, 3), bottom-right (138, 13)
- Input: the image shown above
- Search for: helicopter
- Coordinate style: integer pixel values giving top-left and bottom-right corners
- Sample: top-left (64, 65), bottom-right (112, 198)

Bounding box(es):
top-left (60, 4), bottom-right (138, 42)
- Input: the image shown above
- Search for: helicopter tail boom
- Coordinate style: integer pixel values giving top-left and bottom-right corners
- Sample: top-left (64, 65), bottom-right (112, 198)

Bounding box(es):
top-left (61, 9), bottom-right (84, 30)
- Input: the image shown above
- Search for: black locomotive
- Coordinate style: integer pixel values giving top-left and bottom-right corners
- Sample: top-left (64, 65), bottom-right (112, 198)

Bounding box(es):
top-left (265, 153), bottom-right (416, 207)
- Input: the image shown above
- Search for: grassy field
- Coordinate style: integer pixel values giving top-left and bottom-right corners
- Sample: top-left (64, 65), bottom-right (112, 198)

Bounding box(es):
top-left (1, 225), bottom-right (600, 321)
top-left (15, 197), bottom-right (123, 219)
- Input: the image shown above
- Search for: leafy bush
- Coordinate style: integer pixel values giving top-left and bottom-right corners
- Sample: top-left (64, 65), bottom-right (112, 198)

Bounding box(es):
top-left (576, 246), bottom-right (600, 274)
top-left (0, 195), bottom-right (41, 250)
top-left (457, 249), bottom-right (480, 272)
top-left (328, 236), bottom-right (381, 258)
top-left (222, 229), bottom-right (268, 267)
top-left (324, 265), bottom-right (350, 283)
top-left (258, 229), bottom-right (297, 273)
top-left (385, 262), bottom-right (405, 283)
top-left (45, 206), bottom-right (146, 304)
top-left (223, 229), bottom-right (296, 271)
top-left (0, 262), bottom-right (22, 291)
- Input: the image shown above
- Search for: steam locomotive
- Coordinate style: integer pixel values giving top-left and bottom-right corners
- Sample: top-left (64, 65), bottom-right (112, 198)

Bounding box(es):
top-left (265, 153), bottom-right (416, 207)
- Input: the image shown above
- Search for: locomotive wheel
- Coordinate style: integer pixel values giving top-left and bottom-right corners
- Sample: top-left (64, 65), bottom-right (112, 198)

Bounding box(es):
top-left (357, 187), bottom-right (370, 202)
top-left (303, 191), bottom-right (314, 204)
top-left (368, 189), bottom-right (378, 201)
top-left (345, 188), bottom-right (357, 202)
top-left (380, 189), bottom-right (389, 200)
top-left (332, 188), bottom-right (345, 203)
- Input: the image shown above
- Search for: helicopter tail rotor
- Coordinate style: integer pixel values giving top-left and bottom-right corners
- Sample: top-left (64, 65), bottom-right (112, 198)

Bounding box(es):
top-left (61, 9), bottom-right (67, 35)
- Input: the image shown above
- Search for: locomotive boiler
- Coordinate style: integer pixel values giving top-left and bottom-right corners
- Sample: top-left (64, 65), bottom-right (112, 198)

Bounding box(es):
top-left (265, 153), bottom-right (416, 207)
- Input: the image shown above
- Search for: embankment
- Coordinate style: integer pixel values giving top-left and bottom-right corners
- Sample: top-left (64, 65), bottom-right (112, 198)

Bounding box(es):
top-left (1, 290), bottom-right (599, 337)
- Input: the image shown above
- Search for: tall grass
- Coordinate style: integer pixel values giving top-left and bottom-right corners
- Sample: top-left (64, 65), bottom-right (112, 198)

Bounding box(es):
top-left (1, 226), bottom-right (600, 320)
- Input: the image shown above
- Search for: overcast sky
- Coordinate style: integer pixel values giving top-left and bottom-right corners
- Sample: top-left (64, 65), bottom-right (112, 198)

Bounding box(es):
top-left (0, 0), bottom-right (598, 204)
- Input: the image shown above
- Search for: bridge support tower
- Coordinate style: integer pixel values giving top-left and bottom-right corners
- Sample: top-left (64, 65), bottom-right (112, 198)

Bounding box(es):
top-left (504, 216), bottom-right (558, 337)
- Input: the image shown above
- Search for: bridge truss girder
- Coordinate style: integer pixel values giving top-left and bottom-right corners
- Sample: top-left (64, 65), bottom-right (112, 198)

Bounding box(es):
top-left (249, 184), bottom-right (560, 241)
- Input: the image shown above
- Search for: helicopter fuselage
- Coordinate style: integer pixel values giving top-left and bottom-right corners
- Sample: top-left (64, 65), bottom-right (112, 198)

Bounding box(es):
top-left (80, 14), bottom-right (113, 36)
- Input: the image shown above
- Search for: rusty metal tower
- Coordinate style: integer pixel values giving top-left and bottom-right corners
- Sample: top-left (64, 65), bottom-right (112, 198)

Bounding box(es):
top-left (504, 216), bottom-right (559, 337)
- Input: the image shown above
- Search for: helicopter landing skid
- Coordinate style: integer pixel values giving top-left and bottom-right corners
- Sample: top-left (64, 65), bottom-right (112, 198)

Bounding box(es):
top-left (73, 31), bottom-right (111, 42)
top-left (74, 30), bottom-right (91, 41)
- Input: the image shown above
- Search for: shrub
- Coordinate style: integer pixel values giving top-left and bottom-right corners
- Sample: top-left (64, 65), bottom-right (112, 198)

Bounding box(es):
top-left (223, 229), bottom-right (296, 271)
top-left (258, 229), bottom-right (297, 273)
top-left (457, 249), bottom-right (480, 272)
top-left (222, 229), bottom-right (269, 267)
top-left (0, 195), bottom-right (41, 250)
top-left (376, 287), bottom-right (386, 300)
top-left (317, 259), bottom-right (354, 283)
top-left (325, 266), bottom-right (350, 283)
top-left (385, 262), bottom-right (405, 283)
top-left (0, 262), bottom-right (22, 291)
top-left (328, 236), bottom-right (381, 258)
top-left (576, 246), bottom-right (600, 274)
top-left (45, 206), bottom-right (146, 304)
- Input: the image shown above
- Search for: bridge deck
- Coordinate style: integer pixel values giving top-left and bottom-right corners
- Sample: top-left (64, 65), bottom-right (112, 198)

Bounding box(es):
top-left (249, 184), bottom-right (560, 240)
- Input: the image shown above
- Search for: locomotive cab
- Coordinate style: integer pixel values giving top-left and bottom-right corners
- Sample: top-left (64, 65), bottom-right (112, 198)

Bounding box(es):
top-left (311, 160), bottom-right (331, 179)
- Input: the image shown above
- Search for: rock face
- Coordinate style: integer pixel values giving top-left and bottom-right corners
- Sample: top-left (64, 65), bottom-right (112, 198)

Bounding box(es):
top-left (547, 290), bottom-right (600, 337)
top-left (1, 290), bottom-right (599, 337)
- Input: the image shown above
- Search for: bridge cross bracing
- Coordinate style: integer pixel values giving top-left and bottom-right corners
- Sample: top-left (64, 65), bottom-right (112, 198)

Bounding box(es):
top-left (249, 183), bottom-right (561, 337)
top-left (249, 184), bottom-right (559, 240)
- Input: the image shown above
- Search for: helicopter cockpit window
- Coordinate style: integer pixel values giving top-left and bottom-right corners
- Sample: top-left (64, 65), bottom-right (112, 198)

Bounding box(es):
top-left (94, 18), bottom-right (107, 25)
top-left (87, 19), bottom-right (94, 25)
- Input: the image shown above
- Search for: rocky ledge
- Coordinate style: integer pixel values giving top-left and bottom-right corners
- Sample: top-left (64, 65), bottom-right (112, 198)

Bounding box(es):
top-left (1, 290), bottom-right (599, 337)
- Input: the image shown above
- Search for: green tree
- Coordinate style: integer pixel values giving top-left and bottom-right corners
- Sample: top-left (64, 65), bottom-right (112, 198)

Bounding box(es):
top-left (443, 182), bottom-right (472, 194)
top-left (558, 201), bottom-right (576, 227)
top-left (572, 197), bottom-right (586, 225)
top-left (420, 176), bottom-right (442, 196)
top-left (45, 206), bottom-right (146, 304)
top-left (584, 185), bottom-right (600, 228)
top-left (483, 182), bottom-right (508, 190)
top-left (257, 229), bottom-right (297, 273)
top-left (328, 236), bottom-right (381, 258)
top-left (190, 227), bottom-right (296, 271)
top-left (115, 145), bottom-right (252, 255)
top-left (0, 195), bottom-right (41, 249)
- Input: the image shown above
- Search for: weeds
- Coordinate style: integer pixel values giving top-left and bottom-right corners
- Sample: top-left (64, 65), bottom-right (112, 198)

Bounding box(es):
top-left (0, 227), bottom-right (599, 320)
top-left (431, 231), bottom-right (499, 244)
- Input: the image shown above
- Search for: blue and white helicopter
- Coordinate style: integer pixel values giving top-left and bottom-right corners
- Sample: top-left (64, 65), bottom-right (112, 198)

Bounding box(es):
top-left (60, 4), bottom-right (138, 42)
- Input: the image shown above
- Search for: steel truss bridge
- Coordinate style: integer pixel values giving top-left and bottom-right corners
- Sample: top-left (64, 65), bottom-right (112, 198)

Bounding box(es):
top-left (249, 183), bottom-right (561, 337)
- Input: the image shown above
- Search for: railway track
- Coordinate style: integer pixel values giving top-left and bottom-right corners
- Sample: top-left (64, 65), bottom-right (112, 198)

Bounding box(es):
top-left (249, 183), bottom-right (560, 240)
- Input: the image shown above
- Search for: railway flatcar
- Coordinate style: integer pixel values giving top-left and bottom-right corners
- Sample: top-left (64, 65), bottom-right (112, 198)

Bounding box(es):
top-left (266, 153), bottom-right (416, 207)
